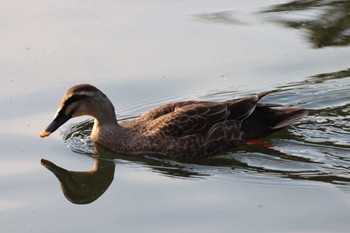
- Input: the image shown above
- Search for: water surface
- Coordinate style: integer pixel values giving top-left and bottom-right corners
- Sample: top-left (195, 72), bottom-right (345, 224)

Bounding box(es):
top-left (1, 0), bottom-right (350, 232)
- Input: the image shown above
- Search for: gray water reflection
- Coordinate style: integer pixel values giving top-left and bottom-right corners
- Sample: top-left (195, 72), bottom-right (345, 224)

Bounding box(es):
top-left (262, 0), bottom-right (350, 48)
top-left (193, 11), bottom-right (245, 26)
top-left (194, 0), bottom-right (350, 48)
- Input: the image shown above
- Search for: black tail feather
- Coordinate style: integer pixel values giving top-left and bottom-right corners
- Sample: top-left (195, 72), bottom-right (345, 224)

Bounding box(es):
top-left (240, 104), bottom-right (308, 140)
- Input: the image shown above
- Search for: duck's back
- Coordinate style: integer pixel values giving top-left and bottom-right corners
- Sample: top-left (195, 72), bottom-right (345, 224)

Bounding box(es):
top-left (116, 93), bottom-right (307, 158)
top-left (123, 95), bottom-right (258, 137)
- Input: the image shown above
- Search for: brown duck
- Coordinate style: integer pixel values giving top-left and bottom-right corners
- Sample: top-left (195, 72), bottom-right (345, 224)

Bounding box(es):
top-left (40, 84), bottom-right (307, 159)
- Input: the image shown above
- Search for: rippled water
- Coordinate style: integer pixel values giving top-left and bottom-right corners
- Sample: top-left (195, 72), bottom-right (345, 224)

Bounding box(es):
top-left (2, 0), bottom-right (350, 232)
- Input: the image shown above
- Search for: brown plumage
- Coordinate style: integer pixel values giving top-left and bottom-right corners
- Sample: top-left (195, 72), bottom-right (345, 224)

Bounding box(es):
top-left (40, 84), bottom-right (307, 158)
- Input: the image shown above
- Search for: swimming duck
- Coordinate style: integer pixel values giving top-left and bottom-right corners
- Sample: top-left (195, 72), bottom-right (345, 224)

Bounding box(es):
top-left (40, 84), bottom-right (307, 158)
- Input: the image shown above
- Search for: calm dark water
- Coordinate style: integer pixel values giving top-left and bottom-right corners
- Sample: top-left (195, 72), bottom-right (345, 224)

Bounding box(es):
top-left (1, 1), bottom-right (350, 233)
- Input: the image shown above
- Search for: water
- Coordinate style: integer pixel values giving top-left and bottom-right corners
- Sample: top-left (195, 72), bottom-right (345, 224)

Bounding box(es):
top-left (1, 1), bottom-right (350, 232)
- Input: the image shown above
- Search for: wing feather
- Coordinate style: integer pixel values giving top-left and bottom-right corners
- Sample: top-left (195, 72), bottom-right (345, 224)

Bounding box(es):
top-left (146, 103), bottom-right (230, 136)
top-left (139, 94), bottom-right (260, 137)
top-left (138, 101), bottom-right (200, 121)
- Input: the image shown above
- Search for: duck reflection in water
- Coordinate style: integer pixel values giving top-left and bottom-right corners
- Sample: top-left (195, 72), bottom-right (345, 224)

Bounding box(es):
top-left (41, 150), bottom-right (115, 205)
top-left (41, 145), bottom-right (205, 205)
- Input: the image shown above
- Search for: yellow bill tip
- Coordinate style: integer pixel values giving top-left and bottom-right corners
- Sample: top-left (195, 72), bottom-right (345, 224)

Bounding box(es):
top-left (40, 130), bottom-right (51, 138)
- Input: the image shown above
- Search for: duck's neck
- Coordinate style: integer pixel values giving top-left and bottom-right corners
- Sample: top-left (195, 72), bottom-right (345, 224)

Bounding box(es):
top-left (89, 97), bottom-right (128, 147)
top-left (91, 117), bottom-right (125, 142)
top-left (90, 101), bottom-right (126, 141)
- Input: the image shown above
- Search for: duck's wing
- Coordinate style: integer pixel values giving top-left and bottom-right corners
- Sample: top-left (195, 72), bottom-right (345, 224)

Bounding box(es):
top-left (121, 101), bottom-right (206, 129)
top-left (138, 101), bottom-right (201, 121)
top-left (145, 95), bottom-right (259, 137)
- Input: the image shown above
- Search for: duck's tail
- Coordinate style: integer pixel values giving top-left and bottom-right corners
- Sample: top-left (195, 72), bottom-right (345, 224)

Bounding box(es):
top-left (256, 91), bottom-right (273, 100)
top-left (240, 103), bottom-right (308, 140)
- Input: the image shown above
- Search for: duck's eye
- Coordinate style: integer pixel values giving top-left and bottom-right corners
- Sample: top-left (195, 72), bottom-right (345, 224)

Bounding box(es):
top-left (61, 93), bottom-right (92, 116)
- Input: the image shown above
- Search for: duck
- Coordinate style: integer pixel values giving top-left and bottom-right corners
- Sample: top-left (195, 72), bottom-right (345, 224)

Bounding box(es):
top-left (40, 84), bottom-right (307, 159)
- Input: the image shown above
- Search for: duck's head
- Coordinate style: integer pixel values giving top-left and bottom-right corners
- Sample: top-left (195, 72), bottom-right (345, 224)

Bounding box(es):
top-left (40, 84), bottom-right (116, 138)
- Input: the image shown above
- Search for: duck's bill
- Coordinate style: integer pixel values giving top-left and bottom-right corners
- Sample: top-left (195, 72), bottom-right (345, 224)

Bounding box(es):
top-left (40, 113), bottom-right (71, 138)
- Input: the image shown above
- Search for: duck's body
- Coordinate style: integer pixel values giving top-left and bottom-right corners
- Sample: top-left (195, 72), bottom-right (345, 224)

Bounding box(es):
top-left (40, 84), bottom-right (307, 159)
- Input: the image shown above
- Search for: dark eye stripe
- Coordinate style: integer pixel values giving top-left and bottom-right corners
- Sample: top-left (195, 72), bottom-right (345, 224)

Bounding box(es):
top-left (60, 94), bottom-right (91, 116)
top-left (66, 93), bottom-right (91, 105)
